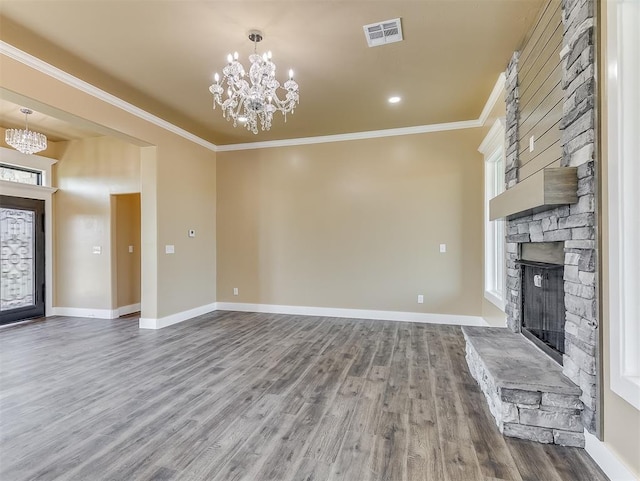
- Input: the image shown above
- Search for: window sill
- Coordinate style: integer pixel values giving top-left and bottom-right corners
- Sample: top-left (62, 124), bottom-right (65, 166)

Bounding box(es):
top-left (484, 290), bottom-right (505, 312)
top-left (611, 375), bottom-right (640, 411)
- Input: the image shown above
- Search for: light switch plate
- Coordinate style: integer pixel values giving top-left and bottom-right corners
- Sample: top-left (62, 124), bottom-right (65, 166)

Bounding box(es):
top-left (188, 229), bottom-right (196, 238)
top-left (439, 244), bottom-right (446, 253)
top-left (165, 245), bottom-right (175, 254)
top-left (128, 245), bottom-right (134, 253)
top-left (417, 294), bottom-right (424, 304)
top-left (92, 246), bottom-right (101, 254)
top-left (529, 135), bottom-right (535, 152)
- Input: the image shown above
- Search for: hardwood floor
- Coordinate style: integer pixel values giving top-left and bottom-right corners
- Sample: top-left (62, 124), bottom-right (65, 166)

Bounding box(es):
top-left (0, 311), bottom-right (608, 481)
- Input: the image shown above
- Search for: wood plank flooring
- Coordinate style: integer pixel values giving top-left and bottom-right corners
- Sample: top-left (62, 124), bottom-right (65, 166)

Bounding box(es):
top-left (0, 312), bottom-right (608, 481)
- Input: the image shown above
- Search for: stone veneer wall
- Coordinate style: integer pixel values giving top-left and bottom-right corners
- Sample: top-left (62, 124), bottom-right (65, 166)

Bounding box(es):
top-left (503, 0), bottom-right (599, 433)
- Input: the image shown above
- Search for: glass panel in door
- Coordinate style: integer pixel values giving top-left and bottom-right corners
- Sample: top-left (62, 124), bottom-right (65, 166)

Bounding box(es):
top-left (0, 196), bottom-right (45, 325)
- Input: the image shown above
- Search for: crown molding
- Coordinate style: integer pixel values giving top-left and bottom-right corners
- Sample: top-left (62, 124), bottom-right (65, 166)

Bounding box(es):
top-left (0, 41), bottom-right (218, 153)
top-left (478, 72), bottom-right (506, 126)
top-left (217, 73), bottom-right (505, 151)
top-left (478, 117), bottom-right (506, 155)
top-left (215, 119), bottom-right (482, 152)
top-left (2, 42), bottom-right (506, 153)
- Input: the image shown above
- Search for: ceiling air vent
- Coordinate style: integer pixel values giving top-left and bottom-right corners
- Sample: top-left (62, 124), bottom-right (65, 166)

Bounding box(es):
top-left (363, 18), bottom-right (403, 47)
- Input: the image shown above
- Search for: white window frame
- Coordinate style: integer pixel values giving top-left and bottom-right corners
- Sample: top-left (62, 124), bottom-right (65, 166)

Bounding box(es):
top-left (479, 118), bottom-right (506, 311)
top-left (607, 0), bottom-right (640, 410)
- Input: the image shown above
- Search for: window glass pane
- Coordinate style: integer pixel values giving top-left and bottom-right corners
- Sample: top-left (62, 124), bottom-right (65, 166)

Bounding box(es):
top-left (0, 165), bottom-right (41, 186)
top-left (480, 120), bottom-right (506, 311)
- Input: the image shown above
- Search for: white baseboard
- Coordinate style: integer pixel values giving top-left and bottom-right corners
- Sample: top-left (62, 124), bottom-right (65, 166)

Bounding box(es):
top-left (53, 301), bottom-right (487, 328)
top-left (52, 307), bottom-right (117, 319)
top-left (215, 302), bottom-right (487, 326)
top-left (52, 304), bottom-right (141, 319)
top-left (117, 303), bottom-right (141, 317)
top-left (135, 301), bottom-right (487, 330)
top-left (585, 430), bottom-right (639, 481)
top-left (139, 302), bottom-right (218, 330)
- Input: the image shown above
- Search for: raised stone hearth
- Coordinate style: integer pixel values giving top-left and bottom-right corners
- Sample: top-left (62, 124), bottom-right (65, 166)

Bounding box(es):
top-left (463, 327), bottom-right (584, 448)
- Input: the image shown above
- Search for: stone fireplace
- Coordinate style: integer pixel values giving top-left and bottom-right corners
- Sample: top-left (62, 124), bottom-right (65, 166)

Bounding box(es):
top-left (502, 0), bottom-right (599, 433)
top-left (464, 0), bottom-right (599, 447)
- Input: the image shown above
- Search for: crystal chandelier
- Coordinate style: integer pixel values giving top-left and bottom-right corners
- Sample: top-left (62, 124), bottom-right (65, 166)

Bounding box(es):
top-left (209, 31), bottom-right (299, 134)
top-left (5, 108), bottom-right (48, 155)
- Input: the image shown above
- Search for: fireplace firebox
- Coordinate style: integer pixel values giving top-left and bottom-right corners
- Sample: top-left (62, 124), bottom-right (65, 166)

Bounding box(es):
top-left (517, 242), bottom-right (565, 365)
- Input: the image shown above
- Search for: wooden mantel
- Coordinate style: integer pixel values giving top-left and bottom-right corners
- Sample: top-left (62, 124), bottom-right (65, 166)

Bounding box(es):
top-left (490, 167), bottom-right (578, 221)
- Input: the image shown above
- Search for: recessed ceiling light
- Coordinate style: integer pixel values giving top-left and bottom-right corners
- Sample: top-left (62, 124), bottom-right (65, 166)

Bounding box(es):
top-left (388, 96), bottom-right (401, 104)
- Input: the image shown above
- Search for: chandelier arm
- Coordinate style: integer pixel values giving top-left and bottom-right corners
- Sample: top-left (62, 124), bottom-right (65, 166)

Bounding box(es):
top-left (233, 100), bottom-right (245, 120)
top-left (270, 93), bottom-right (296, 113)
top-left (269, 94), bottom-right (288, 110)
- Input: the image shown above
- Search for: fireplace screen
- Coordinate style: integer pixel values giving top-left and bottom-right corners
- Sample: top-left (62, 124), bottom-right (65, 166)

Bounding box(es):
top-left (520, 261), bottom-right (565, 364)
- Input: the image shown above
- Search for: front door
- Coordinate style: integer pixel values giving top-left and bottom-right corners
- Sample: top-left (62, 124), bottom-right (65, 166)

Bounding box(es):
top-left (0, 196), bottom-right (45, 325)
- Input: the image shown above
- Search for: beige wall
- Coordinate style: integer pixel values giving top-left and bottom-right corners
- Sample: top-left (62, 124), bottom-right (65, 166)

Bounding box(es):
top-left (217, 129), bottom-right (485, 316)
top-left (114, 193), bottom-right (141, 309)
top-left (599, 2), bottom-right (640, 475)
top-left (155, 139), bottom-right (216, 317)
top-left (54, 136), bottom-right (141, 310)
top-left (0, 54), bottom-right (217, 320)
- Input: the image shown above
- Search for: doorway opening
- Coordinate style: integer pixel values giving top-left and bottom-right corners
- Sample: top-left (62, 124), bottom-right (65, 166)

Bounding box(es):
top-left (111, 193), bottom-right (141, 318)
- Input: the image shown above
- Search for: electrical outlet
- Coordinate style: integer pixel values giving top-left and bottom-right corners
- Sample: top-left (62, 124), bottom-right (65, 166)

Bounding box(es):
top-left (92, 246), bottom-right (101, 254)
top-left (417, 294), bottom-right (424, 304)
top-left (439, 244), bottom-right (446, 253)
top-left (233, 287), bottom-right (239, 296)
top-left (128, 245), bottom-right (134, 253)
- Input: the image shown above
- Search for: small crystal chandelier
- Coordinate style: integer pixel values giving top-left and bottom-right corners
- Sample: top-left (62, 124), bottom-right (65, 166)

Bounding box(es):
top-left (209, 30), bottom-right (299, 134)
top-left (5, 108), bottom-right (48, 155)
